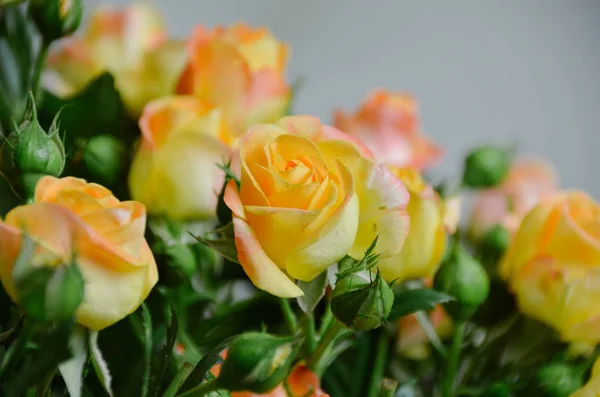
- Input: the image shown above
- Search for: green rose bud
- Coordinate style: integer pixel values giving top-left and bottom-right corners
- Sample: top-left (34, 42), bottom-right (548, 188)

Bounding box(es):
top-left (0, 95), bottom-right (65, 200)
top-left (16, 264), bottom-right (84, 322)
top-left (433, 244), bottom-right (490, 321)
top-left (480, 224), bottom-right (511, 265)
top-left (82, 135), bottom-right (127, 185)
top-left (462, 146), bottom-right (511, 188)
top-left (216, 332), bottom-right (300, 393)
top-left (29, 0), bottom-right (83, 42)
top-left (331, 269), bottom-right (393, 331)
top-left (537, 363), bottom-right (584, 397)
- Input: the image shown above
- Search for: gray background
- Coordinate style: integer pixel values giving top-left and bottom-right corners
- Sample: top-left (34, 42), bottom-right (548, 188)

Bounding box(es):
top-left (84, 0), bottom-right (600, 196)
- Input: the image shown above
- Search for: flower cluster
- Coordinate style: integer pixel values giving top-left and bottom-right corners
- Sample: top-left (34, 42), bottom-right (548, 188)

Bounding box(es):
top-left (0, 2), bottom-right (597, 397)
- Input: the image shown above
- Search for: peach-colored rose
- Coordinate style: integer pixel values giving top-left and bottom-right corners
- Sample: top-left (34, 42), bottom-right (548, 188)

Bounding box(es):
top-left (470, 157), bottom-right (558, 238)
top-left (334, 90), bottom-right (443, 170)
top-left (46, 4), bottom-right (186, 115)
top-left (224, 115), bottom-right (409, 297)
top-left (0, 176), bottom-right (158, 330)
top-left (129, 96), bottom-right (230, 220)
top-left (176, 23), bottom-right (290, 145)
top-left (501, 191), bottom-right (600, 344)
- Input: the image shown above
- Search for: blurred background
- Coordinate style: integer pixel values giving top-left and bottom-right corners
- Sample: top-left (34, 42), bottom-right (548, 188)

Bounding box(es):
top-left (84, 0), bottom-right (600, 196)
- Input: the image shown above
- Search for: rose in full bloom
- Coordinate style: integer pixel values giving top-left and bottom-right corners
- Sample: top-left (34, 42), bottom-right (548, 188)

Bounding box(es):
top-left (177, 23), bottom-right (290, 145)
top-left (500, 191), bottom-right (600, 344)
top-left (470, 157), bottom-right (558, 239)
top-left (129, 96), bottom-right (230, 220)
top-left (0, 176), bottom-right (158, 330)
top-left (46, 4), bottom-right (187, 115)
top-left (224, 115), bottom-right (409, 297)
top-left (334, 90), bottom-right (443, 170)
top-left (377, 168), bottom-right (446, 282)
top-left (570, 357), bottom-right (600, 397)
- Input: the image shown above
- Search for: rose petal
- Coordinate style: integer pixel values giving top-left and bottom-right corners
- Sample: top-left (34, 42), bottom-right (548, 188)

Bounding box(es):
top-left (225, 182), bottom-right (303, 297)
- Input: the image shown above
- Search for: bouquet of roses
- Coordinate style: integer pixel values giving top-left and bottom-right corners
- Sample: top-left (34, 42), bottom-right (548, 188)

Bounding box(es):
top-left (0, 1), bottom-right (598, 397)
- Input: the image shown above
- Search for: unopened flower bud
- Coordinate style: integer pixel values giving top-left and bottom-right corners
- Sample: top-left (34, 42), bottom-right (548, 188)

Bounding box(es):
top-left (537, 363), bottom-right (584, 397)
top-left (480, 224), bottom-right (511, 264)
top-left (29, 0), bottom-right (82, 41)
top-left (433, 244), bottom-right (490, 321)
top-left (16, 264), bottom-right (84, 322)
top-left (0, 95), bottom-right (65, 199)
top-left (331, 269), bottom-right (393, 331)
top-left (82, 135), bottom-right (127, 185)
top-left (463, 146), bottom-right (510, 188)
top-left (216, 332), bottom-right (300, 393)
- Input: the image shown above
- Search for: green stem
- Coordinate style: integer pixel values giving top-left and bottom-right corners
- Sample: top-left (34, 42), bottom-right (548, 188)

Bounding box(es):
top-left (279, 298), bottom-right (297, 333)
top-left (303, 314), bottom-right (317, 353)
top-left (442, 321), bottom-right (466, 397)
top-left (31, 41), bottom-right (50, 99)
top-left (162, 363), bottom-right (194, 397)
top-left (378, 379), bottom-right (398, 397)
top-left (319, 303), bottom-right (333, 336)
top-left (367, 330), bottom-right (391, 397)
top-left (308, 320), bottom-right (346, 376)
top-left (176, 379), bottom-right (220, 397)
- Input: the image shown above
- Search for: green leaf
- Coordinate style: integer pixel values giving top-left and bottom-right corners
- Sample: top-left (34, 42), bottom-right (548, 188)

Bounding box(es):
top-left (89, 331), bottom-right (113, 396)
top-left (296, 270), bottom-right (328, 313)
top-left (387, 288), bottom-right (454, 321)
top-left (193, 222), bottom-right (239, 264)
top-left (0, 321), bottom-right (74, 397)
top-left (38, 73), bottom-right (131, 150)
top-left (0, 5), bottom-right (36, 134)
top-left (58, 326), bottom-right (88, 397)
top-left (140, 303), bottom-right (152, 397)
top-left (185, 294), bottom-right (281, 349)
top-left (148, 304), bottom-right (178, 397)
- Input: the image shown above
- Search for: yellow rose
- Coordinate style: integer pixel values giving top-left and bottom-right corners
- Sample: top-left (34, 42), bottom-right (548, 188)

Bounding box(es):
top-left (501, 191), bottom-right (600, 343)
top-left (176, 23), bottom-right (290, 145)
top-left (46, 4), bottom-right (186, 115)
top-left (377, 168), bottom-right (446, 281)
top-left (0, 176), bottom-right (158, 330)
top-left (569, 357), bottom-right (600, 397)
top-left (224, 115), bottom-right (410, 297)
top-left (129, 96), bottom-right (230, 220)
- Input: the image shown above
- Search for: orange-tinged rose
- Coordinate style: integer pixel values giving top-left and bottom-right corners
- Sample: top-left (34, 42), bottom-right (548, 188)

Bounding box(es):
top-left (46, 4), bottom-right (186, 115)
top-left (177, 23), bottom-right (290, 145)
top-left (501, 191), bottom-right (600, 343)
top-left (0, 176), bottom-right (158, 330)
top-left (470, 157), bottom-right (558, 238)
top-left (377, 168), bottom-right (446, 281)
top-left (334, 90), bottom-right (443, 170)
top-left (224, 115), bottom-right (409, 297)
top-left (129, 96), bottom-right (230, 220)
